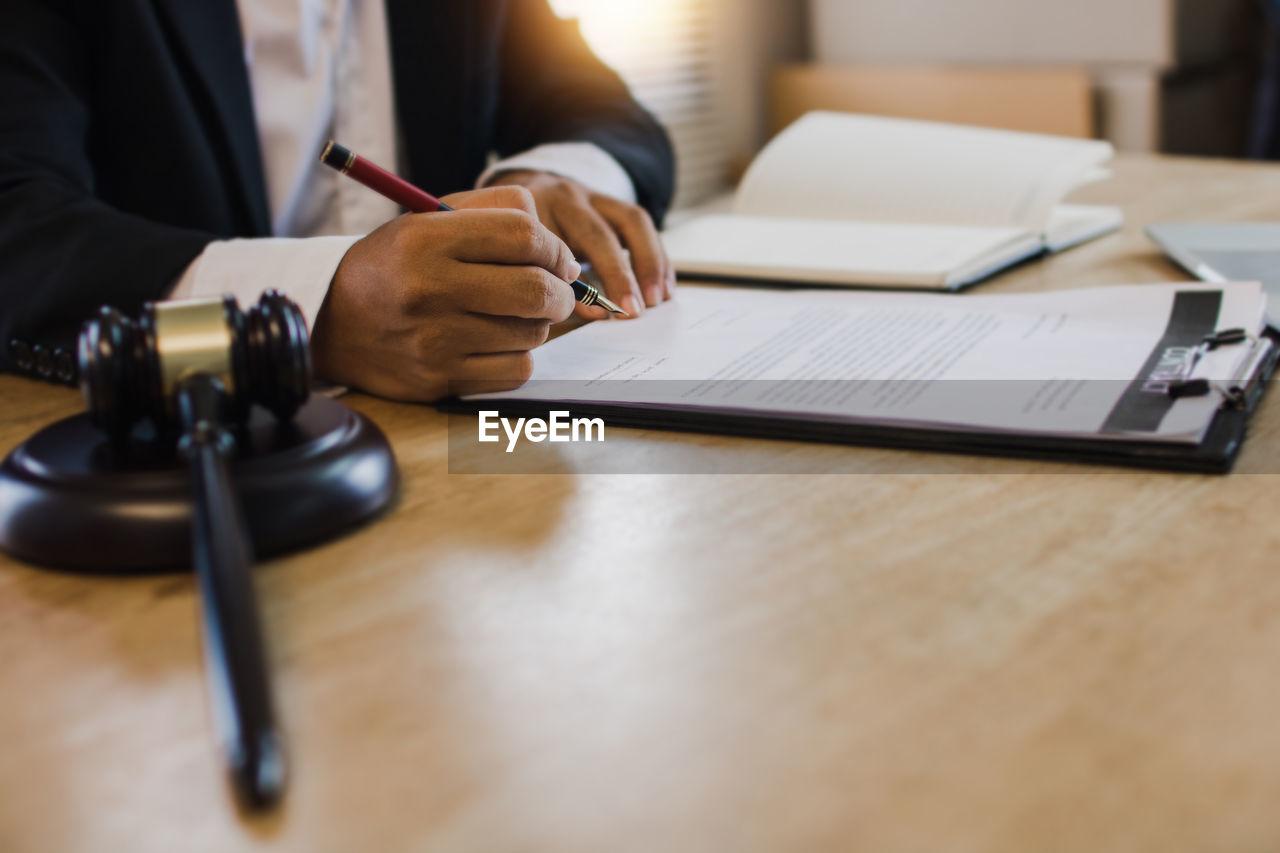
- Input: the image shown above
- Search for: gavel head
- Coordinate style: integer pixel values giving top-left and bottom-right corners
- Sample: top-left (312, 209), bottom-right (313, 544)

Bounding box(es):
top-left (77, 291), bottom-right (311, 438)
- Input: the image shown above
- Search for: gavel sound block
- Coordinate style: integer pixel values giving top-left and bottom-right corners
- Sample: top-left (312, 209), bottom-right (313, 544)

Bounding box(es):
top-left (0, 393), bottom-right (396, 570)
top-left (0, 294), bottom-right (397, 571)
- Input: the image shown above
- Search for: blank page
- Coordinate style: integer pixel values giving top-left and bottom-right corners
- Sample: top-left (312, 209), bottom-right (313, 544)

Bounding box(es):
top-left (736, 112), bottom-right (1114, 231)
top-left (663, 215), bottom-right (1036, 287)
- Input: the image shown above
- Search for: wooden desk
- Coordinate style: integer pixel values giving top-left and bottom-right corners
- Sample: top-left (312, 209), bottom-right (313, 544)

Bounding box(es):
top-left (3, 155), bottom-right (1280, 852)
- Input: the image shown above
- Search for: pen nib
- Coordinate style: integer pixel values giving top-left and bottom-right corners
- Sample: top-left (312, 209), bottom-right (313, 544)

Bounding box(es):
top-left (595, 293), bottom-right (629, 317)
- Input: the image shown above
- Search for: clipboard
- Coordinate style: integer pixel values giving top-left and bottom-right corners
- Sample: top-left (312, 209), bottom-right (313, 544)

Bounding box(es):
top-left (444, 326), bottom-right (1279, 475)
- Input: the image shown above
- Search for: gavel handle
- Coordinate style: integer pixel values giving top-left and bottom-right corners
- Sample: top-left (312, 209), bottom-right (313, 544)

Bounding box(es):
top-left (177, 374), bottom-right (286, 810)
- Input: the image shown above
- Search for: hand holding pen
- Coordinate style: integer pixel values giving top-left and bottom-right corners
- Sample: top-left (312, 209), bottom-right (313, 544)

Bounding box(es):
top-left (320, 142), bottom-right (628, 316)
top-left (307, 176), bottom-right (587, 402)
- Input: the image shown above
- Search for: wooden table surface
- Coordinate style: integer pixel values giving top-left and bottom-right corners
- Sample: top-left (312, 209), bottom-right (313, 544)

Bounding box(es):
top-left (2, 155), bottom-right (1280, 852)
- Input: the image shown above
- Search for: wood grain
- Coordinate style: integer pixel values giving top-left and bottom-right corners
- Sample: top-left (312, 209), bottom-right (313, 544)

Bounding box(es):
top-left (2, 155), bottom-right (1280, 852)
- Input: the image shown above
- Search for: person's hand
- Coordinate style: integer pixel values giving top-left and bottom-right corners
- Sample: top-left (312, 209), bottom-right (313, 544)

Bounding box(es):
top-left (486, 170), bottom-right (674, 320)
top-left (310, 186), bottom-right (579, 402)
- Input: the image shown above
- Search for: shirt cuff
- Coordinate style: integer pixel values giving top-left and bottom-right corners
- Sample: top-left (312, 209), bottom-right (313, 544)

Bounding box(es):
top-left (479, 142), bottom-right (638, 204)
top-left (167, 235), bottom-right (361, 332)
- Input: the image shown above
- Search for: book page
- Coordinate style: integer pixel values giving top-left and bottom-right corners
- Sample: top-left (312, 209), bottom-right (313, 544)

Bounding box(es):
top-left (661, 216), bottom-right (1040, 287)
top-left (735, 112), bottom-right (1115, 232)
top-left (470, 283), bottom-right (1265, 442)
top-left (1044, 204), bottom-right (1125, 252)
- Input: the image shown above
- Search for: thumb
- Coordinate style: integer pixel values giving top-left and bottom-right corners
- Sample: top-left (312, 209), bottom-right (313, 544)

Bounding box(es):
top-left (550, 233), bottom-right (583, 284)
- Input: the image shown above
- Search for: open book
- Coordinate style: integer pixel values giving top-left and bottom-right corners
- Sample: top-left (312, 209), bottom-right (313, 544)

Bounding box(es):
top-left (663, 112), bottom-right (1124, 290)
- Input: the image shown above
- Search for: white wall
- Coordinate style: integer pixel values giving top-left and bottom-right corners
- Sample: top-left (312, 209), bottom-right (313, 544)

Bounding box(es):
top-left (710, 0), bottom-right (811, 163)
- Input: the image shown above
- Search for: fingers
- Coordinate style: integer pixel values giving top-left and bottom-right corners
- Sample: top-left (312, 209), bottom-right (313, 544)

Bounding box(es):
top-left (448, 264), bottom-right (576, 322)
top-left (593, 195), bottom-right (672, 307)
top-left (450, 352), bottom-right (538, 397)
top-left (435, 208), bottom-right (581, 283)
top-left (454, 314), bottom-right (551, 355)
top-left (555, 198), bottom-right (645, 318)
top-left (373, 317), bottom-right (548, 400)
top-left (435, 177), bottom-right (676, 320)
top-left (440, 184), bottom-right (539, 217)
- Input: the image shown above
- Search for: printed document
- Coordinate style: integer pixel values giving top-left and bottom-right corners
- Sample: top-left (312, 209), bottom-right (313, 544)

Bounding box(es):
top-left (469, 283), bottom-right (1268, 443)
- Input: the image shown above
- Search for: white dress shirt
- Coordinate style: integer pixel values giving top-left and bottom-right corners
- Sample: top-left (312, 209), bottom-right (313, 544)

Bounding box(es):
top-left (170, 0), bottom-right (637, 329)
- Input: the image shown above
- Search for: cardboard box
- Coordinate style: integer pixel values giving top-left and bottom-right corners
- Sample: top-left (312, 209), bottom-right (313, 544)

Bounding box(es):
top-left (810, 0), bottom-right (1253, 69)
top-left (770, 65), bottom-right (1095, 138)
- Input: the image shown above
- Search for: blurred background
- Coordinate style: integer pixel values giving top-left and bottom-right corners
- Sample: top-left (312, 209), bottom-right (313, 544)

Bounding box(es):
top-left (549, 0), bottom-right (1280, 209)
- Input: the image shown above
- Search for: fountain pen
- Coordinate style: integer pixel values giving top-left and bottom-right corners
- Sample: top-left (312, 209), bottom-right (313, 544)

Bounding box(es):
top-left (319, 141), bottom-right (628, 316)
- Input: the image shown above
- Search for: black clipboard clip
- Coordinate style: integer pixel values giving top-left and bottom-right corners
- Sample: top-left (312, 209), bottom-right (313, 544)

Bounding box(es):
top-left (1167, 327), bottom-right (1274, 410)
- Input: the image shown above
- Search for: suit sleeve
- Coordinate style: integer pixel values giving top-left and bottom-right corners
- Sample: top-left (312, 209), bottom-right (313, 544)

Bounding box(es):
top-left (0, 1), bottom-right (215, 376)
top-left (494, 0), bottom-right (677, 226)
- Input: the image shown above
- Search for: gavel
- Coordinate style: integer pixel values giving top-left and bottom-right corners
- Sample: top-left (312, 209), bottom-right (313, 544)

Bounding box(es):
top-left (77, 291), bottom-right (309, 809)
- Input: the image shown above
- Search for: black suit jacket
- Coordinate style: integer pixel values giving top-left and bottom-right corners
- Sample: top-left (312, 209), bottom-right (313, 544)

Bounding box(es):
top-left (0, 0), bottom-right (675, 382)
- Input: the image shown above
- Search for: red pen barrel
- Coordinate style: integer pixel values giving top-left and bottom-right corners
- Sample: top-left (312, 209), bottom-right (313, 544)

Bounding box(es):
top-left (320, 141), bottom-right (445, 214)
